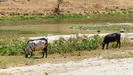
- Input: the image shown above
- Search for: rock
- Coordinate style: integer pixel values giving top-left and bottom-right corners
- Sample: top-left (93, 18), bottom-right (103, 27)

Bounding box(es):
top-left (120, 29), bottom-right (125, 33)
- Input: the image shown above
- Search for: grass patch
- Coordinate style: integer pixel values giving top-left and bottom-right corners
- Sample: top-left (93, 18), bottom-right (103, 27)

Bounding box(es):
top-left (0, 56), bottom-right (34, 69)
top-left (0, 13), bottom-right (133, 21)
top-left (0, 16), bottom-right (42, 21)
top-left (0, 47), bottom-right (133, 69)
top-left (0, 14), bottom-right (87, 21)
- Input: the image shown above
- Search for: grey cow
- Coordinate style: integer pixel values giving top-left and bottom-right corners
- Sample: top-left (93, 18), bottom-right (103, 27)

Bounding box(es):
top-left (24, 38), bottom-right (48, 58)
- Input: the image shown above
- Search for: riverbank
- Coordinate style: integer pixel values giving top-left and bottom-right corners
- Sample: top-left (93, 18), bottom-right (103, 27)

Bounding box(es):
top-left (1, 0), bottom-right (133, 19)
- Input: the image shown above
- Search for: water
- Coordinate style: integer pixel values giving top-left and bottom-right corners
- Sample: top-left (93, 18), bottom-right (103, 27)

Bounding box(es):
top-left (0, 16), bottom-right (133, 37)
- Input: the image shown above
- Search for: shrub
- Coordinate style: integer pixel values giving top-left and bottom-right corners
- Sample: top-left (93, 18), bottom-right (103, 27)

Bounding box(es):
top-left (0, 34), bottom-right (130, 56)
top-left (0, 39), bottom-right (27, 56)
top-left (48, 35), bottom-right (102, 54)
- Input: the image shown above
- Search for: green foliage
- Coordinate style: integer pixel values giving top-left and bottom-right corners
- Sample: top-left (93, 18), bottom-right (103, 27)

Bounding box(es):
top-left (0, 39), bottom-right (27, 56)
top-left (0, 34), bottom-right (131, 56)
top-left (0, 35), bottom-right (101, 55)
top-left (0, 15), bottom-right (87, 21)
top-left (108, 42), bottom-right (117, 49)
top-left (48, 35), bottom-right (102, 54)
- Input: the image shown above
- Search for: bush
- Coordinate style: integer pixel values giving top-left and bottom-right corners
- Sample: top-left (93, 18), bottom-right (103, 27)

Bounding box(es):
top-left (0, 34), bottom-right (130, 56)
top-left (0, 39), bottom-right (27, 56)
top-left (0, 35), bottom-right (102, 56)
top-left (48, 35), bottom-right (102, 54)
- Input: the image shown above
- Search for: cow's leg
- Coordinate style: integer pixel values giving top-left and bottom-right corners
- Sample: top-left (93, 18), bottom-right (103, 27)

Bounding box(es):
top-left (25, 54), bottom-right (28, 58)
top-left (30, 51), bottom-right (33, 57)
top-left (42, 48), bottom-right (47, 58)
top-left (102, 43), bottom-right (105, 50)
top-left (116, 41), bottom-right (121, 48)
top-left (45, 48), bottom-right (47, 58)
top-left (116, 42), bottom-right (119, 48)
top-left (24, 51), bottom-right (28, 58)
top-left (106, 42), bottom-right (109, 49)
top-left (118, 41), bottom-right (121, 48)
top-left (42, 50), bottom-right (45, 58)
top-left (24, 49), bottom-right (28, 58)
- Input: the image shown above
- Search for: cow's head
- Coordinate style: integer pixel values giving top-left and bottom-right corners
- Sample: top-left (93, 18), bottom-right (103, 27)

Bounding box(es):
top-left (101, 42), bottom-right (104, 46)
top-left (101, 42), bottom-right (105, 49)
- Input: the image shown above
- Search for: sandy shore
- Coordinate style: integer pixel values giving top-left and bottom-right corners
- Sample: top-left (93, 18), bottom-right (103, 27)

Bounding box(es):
top-left (0, 57), bottom-right (133, 75)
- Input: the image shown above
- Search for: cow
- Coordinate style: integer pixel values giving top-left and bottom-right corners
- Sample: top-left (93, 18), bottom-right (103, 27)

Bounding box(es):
top-left (24, 38), bottom-right (48, 58)
top-left (102, 33), bottom-right (121, 49)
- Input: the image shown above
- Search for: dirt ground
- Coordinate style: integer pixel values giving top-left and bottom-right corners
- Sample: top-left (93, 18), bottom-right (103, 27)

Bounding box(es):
top-left (0, 57), bottom-right (133, 75)
top-left (1, 0), bottom-right (133, 17)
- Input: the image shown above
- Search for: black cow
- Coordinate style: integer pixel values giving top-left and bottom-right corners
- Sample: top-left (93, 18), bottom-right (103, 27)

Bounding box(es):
top-left (102, 33), bottom-right (121, 49)
top-left (24, 38), bottom-right (48, 58)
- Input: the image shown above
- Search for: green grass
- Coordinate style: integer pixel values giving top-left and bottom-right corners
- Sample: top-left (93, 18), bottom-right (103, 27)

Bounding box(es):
top-left (0, 16), bottom-right (41, 21)
top-left (0, 13), bottom-right (133, 21)
top-left (0, 14), bottom-right (88, 21)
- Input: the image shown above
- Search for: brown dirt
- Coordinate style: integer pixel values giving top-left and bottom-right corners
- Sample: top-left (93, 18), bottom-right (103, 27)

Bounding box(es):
top-left (0, 0), bottom-right (133, 17)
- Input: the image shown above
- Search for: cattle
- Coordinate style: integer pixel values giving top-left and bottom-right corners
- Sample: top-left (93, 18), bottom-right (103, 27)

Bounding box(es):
top-left (24, 38), bottom-right (48, 58)
top-left (102, 33), bottom-right (121, 49)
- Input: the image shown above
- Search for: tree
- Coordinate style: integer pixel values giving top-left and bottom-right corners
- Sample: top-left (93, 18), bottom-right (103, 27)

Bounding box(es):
top-left (54, 0), bottom-right (63, 15)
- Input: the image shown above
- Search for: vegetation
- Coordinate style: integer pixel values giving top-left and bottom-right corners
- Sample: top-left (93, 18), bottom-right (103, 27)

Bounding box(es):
top-left (0, 35), bottom-right (100, 55)
top-left (0, 14), bottom-right (87, 21)
top-left (0, 34), bottom-right (132, 68)
top-left (0, 13), bottom-right (133, 21)
top-left (49, 35), bottom-right (101, 54)
top-left (0, 34), bottom-right (130, 56)
top-left (0, 37), bottom-right (27, 56)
